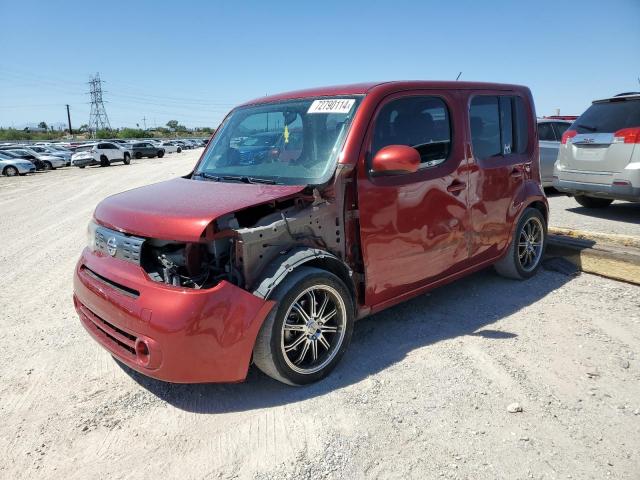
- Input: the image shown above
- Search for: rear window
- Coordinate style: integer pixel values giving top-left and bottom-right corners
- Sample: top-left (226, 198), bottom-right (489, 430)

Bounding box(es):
top-left (573, 99), bottom-right (640, 134)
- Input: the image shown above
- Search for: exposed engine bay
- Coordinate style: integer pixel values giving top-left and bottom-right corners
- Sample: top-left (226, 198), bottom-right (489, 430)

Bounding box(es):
top-left (140, 190), bottom-right (346, 290)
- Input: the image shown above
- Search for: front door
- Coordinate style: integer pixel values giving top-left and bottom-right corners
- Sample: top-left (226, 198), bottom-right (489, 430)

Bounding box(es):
top-left (357, 91), bottom-right (470, 307)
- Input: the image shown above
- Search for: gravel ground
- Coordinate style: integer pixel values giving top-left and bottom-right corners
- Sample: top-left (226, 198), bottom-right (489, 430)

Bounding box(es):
top-left (547, 190), bottom-right (639, 237)
top-left (1, 152), bottom-right (639, 479)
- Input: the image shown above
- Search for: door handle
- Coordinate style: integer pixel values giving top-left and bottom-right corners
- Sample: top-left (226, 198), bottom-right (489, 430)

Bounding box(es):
top-left (447, 181), bottom-right (466, 194)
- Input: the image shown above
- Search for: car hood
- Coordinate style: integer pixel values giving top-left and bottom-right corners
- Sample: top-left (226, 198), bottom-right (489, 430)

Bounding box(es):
top-left (94, 177), bottom-right (305, 242)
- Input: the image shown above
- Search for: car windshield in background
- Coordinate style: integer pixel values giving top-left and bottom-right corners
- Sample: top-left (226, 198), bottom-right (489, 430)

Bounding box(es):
top-left (573, 98), bottom-right (640, 133)
top-left (194, 96), bottom-right (363, 185)
top-left (75, 146), bottom-right (93, 152)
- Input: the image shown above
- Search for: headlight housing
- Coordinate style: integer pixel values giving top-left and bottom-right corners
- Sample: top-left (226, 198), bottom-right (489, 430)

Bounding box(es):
top-left (87, 220), bottom-right (99, 251)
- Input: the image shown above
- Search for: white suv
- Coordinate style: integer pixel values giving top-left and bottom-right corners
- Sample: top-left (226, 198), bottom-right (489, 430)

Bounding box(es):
top-left (554, 92), bottom-right (640, 207)
top-left (71, 142), bottom-right (132, 169)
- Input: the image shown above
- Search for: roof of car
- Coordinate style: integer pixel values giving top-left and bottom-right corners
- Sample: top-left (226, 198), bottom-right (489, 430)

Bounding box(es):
top-left (538, 118), bottom-right (573, 124)
top-left (240, 80), bottom-right (528, 107)
top-left (593, 92), bottom-right (640, 103)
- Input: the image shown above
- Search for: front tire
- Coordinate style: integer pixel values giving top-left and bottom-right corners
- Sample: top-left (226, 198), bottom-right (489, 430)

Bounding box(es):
top-left (177, 147), bottom-right (182, 153)
top-left (253, 267), bottom-right (354, 386)
top-left (157, 150), bottom-right (164, 158)
top-left (43, 161), bottom-right (52, 170)
top-left (123, 153), bottom-right (131, 165)
top-left (135, 152), bottom-right (142, 159)
top-left (574, 195), bottom-right (613, 209)
top-left (494, 208), bottom-right (546, 280)
top-left (3, 166), bottom-right (19, 177)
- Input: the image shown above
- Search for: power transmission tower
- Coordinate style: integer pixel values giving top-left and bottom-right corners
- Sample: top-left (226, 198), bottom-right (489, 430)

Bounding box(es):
top-left (88, 73), bottom-right (111, 136)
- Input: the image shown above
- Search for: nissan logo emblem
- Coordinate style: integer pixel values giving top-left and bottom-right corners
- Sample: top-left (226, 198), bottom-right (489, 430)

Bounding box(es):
top-left (106, 237), bottom-right (118, 257)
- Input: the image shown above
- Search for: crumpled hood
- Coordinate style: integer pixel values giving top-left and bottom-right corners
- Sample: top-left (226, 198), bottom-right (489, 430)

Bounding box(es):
top-left (94, 178), bottom-right (304, 242)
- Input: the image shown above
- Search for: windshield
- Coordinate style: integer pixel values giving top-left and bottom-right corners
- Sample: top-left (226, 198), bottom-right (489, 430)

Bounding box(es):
top-left (75, 145), bottom-right (94, 152)
top-left (194, 96), bottom-right (363, 185)
top-left (573, 98), bottom-right (640, 133)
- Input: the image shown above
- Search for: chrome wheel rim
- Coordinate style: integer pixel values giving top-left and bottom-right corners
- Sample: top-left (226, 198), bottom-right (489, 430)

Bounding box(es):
top-left (6, 167), bottom-right (17, 176)
top-left (518, 217), bottom-right (544, 272)
top-left (281, 285), bottom-right (346, 375)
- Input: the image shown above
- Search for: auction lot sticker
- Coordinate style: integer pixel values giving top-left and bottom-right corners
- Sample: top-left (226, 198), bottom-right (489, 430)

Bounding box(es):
top-left (307, 99), bottom-right (355, 114)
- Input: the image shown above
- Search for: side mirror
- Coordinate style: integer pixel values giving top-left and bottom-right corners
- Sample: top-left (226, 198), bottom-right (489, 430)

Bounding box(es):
top-left (371, 145), bottom-right (420, 175)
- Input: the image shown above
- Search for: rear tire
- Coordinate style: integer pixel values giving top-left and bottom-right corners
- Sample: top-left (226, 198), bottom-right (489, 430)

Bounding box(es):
top-left (494, 207), bottom-right (547, 280)
top-left (3, 166), bottom-right (18, 177)
top-left (574, 195), bottom-right (613, 209)
top-left (135, 152), bottom-right (142, 159)
top-left (253, 267), bottom-right (354, 386)
top-left (157, 150), bottom-right (164, 158)
top-left (177, 147), bottom-right (182, 153)
top-left (79, 166), bottom-right (86, 169)
top-left (99, 156), bottom-right (110, 167)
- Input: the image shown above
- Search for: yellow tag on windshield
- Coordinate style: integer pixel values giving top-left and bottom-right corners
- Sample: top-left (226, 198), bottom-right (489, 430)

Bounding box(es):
top-left (284, 125), bottom-right (289, 144)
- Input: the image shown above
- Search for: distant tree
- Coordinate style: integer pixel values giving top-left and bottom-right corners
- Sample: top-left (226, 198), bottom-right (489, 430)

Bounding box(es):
top-left (95, 129), bottom-right (113, 139)
top-left (38, 121), bottom-right (48, 130)
top-left (166, 120), bottom-right (179, 130)
top-left (156, 127), bottom-right (170, 135)
top-left (117, 128), bottom-right (148, 139)
top-left (78, 124), bottom-right (89, 132)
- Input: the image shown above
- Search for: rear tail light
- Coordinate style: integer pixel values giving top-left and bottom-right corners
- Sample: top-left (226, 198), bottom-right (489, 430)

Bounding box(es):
top-left (613, 127), bottom-right (640, 144)
top-left (561, 130), bottom-right (577, 144)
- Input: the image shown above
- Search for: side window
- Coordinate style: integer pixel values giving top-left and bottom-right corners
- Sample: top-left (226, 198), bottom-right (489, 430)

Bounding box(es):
top-left (538, 123), bottom-right (555, 141)
top-left (512, 96), bottom-right (529, 153)
top-left (552, 122), bottom-right (570, 139)
top-left (470, 95), bottom-right (529, 159)
top-left (372, 96), bottom-right (451, 168)
top-left (97, 143), bottom-right (106, 149)
top-left (470, 97), bottom-right (501, 159)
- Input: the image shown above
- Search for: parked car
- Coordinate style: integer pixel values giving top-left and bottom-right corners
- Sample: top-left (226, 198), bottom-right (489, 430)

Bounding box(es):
top-left (537, 119), bottom-right (572, 187)
top-left (554, 92), bottom-right (640, 207)
top-left (71, 142), bottom-right (132, 168)
top-left (2, 148), bottom-right (61, 170)
top-left (73, 81), bottom-right (547, 386)
top-left (173, 140), bottom-right (191, 150)
top-left (160, 141), bottom-right (182, 153)
top-left (28, 145), bottom-right (73, 166)
top-left (129, 142), bottom-right (165, 159)
top-left (0, 151), bottom-right (35, 176)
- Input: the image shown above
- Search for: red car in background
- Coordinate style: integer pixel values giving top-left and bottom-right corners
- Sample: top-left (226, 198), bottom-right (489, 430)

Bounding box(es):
top-left (73, 81), bottom-right (548, 386)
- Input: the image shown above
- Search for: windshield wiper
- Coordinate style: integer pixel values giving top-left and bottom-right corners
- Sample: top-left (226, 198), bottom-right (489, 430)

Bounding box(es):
top-left (193, 172), bottom-right (221, 181)
top-left (221, 175), bottom-right (276, 185)
top-left (576, 123), bottom-right (597, 132)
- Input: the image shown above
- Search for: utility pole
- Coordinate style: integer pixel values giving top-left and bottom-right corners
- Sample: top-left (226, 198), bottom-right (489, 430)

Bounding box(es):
top-left (66, 104), bottom-right (73, 137)
top-left (142, 116), bottom-right (147, 130)
top-left (87, 73), bottom-right (111, 137)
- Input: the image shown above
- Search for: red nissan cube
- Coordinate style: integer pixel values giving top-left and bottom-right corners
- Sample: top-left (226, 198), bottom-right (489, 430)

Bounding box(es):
top-left (73, 81), bottom-right (547, 385)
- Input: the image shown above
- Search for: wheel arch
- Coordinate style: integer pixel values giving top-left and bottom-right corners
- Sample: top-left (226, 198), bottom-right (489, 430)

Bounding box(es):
top-left (252, 247), bottom-right (356, 307)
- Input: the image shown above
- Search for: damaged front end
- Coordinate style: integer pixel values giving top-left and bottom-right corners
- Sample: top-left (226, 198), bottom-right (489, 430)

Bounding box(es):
top-left (135, 188), bottom-right (345, 292)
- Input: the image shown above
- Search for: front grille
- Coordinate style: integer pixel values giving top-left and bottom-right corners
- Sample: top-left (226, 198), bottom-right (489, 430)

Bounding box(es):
top-left (94, 226), bottom-right (144, 264)
top-left (79, 303), bottom-right (137, 358)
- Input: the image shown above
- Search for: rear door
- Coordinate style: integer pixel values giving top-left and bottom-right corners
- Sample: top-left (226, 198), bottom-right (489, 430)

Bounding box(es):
top-left (561, 98), bottom-right (640, 179)
top-left (357, 90), bottom-right (469, 306)
top-left (467, 92), bottom-right (534, 262)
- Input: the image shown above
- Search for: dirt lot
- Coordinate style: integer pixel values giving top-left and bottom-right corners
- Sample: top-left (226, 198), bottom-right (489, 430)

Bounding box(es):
top-left (547, 191), bottom-right (639, 237)
top-left (1, 152), bottom-right (639, 480)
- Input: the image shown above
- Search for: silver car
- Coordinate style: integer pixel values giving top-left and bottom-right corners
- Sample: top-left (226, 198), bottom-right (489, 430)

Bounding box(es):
top-left (554, 92), bottom-right (640, 207)
top-left (537, 119), bottom-right (572, 187)
top-left (28, 145), bottom-right (72, 165)
top-left (0, 151), bottom-right (35, 176)
top-left (7, 147), bottom-right (67, 170)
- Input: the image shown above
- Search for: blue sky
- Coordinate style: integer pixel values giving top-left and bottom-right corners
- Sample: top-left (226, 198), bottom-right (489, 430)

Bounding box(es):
top-left (1, 0), bottom-right (639, 129)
